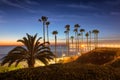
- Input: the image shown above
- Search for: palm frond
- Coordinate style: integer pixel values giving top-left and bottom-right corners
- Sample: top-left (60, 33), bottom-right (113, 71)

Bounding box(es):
top-left (15, 58), bottom-right (25, 67)
top-left (1, 33), bottom-right (54, 68)
top-left (1, 46), bottom-right (28, 66)
top-left (35, 50), bottom-right (55, 62)
top-left (38, 46), bottom-right (51, 51)
top-left (33, 36), bottom-right (42, 53)
top-left (36, 57), bottom-right (48, 65)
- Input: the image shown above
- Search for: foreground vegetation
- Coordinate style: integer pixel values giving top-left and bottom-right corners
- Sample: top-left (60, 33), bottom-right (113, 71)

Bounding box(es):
top-left (0, 63), bottom-right (120, 80)
top-left (0, 48), bottom-right (120, 80)
top-left (0, 65), bottom-right (21, 73)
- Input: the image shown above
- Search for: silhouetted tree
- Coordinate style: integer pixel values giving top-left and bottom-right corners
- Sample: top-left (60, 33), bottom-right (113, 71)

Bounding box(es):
top-left (65, 24), bottom-right (70, 56)
top-left (38, 16), bottom-right (48, 43)
top-left (1, 33), bottom-right (54, 68)
top-left (80, 29), bottom-right (85, 45)
top-left (70, 36), bottom-right (74, 55)
top-left (74, 28), bottom-right (77, 54)
top-left (78, 33), bottom-right (81, 52)
top-left (52, 30), bottom-right (58, 63)
top-left (92, 29), bottom-right (99, 48)
top-left (74, 24), bottom-right (80, 54)
top-left (85, 32), bottom-right (89, 50)
top-left (89, 31), bottom-right (92, 50)
top-left (46, 21), bottom-right (50, 42)
top-left (64, 30), bottom-right (67, 51)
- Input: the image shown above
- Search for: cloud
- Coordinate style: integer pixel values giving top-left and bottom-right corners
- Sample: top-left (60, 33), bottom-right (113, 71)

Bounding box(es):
top-left (1, 0), bottom-right (38, 13)
top-left (2, 0), bottom-right (23, 8)
top-left (25, 0), bottom-right (39, 5)
top-left (105, 0), bottom-right (120, 5)
top-left (61, 1), bottom-right (120, 16)
top-left (0, 10), bottom-right (6, 23)
top-left (57, 3), bottom-right (92, 9)
top-left (52, 15), bottom-right (82, 19)
top-left (110, 12), bottom-right (120, 15)
top-left (56, 3), bottom-right (106, 16)
top-left (48, 14), bottom-right (88, 23)
top-left (0, 10), bottom-right (5, 14)
top-left (65, 4), bottom-right (96, 10)
top-left (0, 16), bottom-right (6, 23)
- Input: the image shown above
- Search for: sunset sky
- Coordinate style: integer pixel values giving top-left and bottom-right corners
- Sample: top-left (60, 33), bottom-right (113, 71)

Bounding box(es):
top-left (0, 0), bottom-right (120, 45)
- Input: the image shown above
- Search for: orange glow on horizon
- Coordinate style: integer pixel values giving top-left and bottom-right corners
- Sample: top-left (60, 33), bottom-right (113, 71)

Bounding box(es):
top-left (0, 41), bottom-right (22, 46)
top-left (0, 40), bottom-right (65, 46)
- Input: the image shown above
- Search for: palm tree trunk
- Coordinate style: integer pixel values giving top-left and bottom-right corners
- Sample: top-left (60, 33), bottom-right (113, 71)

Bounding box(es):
top-left (81, 32), bottom-right (83, 53)
top-left (89, 33), bottom-right (91, 51)
top-left (65, 33), bottom-right (67, 56)
top-left (76, 32), bottom-right (78, 54)
top-left (43, 22), bottom-right (45, 43)
top-left (68, 31), bottom-right (69, 56)
top-left (74, 32), bottom-right (76, 54)
top-left (55, 35), bottom-right (57, 63)
top-left (82, 33), bottom-right (83, 45)
top-left (94, 34), bottom-right (97, 48)
top-left (78, 35), bottom-right (79, 52)
top-left (71, 38), bottom-right (73, 55)
top-left (47, 26), bottom-right (49, 42)
top-left (96, 34), bottom-right (98, 48)
top-left (77, 32), bottom-right (79, 53)
top-left (87, 36), bottom-right (88, 51)
top-left (28, 57), bottom-right (35, 68)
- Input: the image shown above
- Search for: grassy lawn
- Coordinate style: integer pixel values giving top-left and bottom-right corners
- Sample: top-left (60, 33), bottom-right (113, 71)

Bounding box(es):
top-left (0, 65), bottom-right (22, 73)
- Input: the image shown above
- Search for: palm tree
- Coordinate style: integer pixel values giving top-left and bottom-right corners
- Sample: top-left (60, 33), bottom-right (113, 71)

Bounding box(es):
top-left (80, 29), bottom-right (85, 45)
top-left (74, 24), bottom-right (80, 54)
top-left (38, 16), bottom-right (48, 43)
top-left (70, 36), bottom-right (74, 47)
top-left (64, 30), bottom-right (67, 56)
top-left (65, 24), bottom-right (70, 56)
top-left (1, 33), bottom-right (54, 68)
top-left (89, 31), bottom-right (92, 50)
top-left (73, 28), bottom-right (77, 54)
top-left (70, 36), bottom-right (74, 55)
top-left (78, 33), bottom-right (81, 52)
top-left (52, 30), bottom-right (58, 63)
top-left (85, 32), bottom-right (89, 51)
top-left (92, 29), bottom-right (99, 48)
top-left (46, 21), bottom-right (50, 43)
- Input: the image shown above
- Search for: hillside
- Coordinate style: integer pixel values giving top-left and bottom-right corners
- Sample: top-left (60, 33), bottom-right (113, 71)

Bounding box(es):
top-left (0, 48), bottom-right (120, 80)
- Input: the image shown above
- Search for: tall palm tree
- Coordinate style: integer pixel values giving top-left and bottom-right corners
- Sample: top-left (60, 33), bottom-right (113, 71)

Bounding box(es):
top-left (78, 33), bottom-right (81, 52)
top-left (85, 32), bottom-right (89, 51)
top-left (74, 24), bottom-right (80, 54)
top-left (52, 30), bottom-right (58, 63)
top-left (89, 31), bottom-right (92, 51)
top-left (64, 30), bottom-right (67, 56)
top-left (46, 21), bottom-right (50, 43)
top-left (92, 29), bottom-right (99, 48)
top-left (80, 29), bottom-right (85, 45)
top-left (1, 33), bottom-right (54, 68)
top-left (38, 16), bottom-right (48, 43)
top-left (70, 36), bottom-right (74, 47)
top-left (65, 24), bottom-right (70, 56)
top-left (70, 36), bottom-right (74, 55)
top-left (74, 28), bottom-right (78, 54)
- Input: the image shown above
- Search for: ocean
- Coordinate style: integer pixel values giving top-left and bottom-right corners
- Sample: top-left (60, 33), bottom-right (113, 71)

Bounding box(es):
top-left (0, 45), bottom-right (70, 60)
top-left (0, 46), bottom-right (15, 59)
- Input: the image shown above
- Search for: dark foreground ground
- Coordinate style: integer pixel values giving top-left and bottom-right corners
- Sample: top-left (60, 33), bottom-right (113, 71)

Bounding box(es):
top-left (0, 48), bottom-right (120, 80)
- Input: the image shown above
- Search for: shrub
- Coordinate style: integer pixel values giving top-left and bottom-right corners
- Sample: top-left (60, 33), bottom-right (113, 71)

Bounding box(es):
top-left (76, 49), bottom-right (118, 65)
top-left (110, 58), bottom-right (120, 68)
top-left (0, 63), bottom-right (120, 80)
